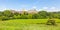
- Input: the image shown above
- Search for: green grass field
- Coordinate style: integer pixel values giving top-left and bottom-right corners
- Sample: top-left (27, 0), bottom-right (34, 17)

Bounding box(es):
top-left (0, 19), bottom-right (60, 30)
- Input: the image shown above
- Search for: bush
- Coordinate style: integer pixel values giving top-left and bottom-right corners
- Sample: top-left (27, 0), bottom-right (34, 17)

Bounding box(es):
top-left (20, 15), bottom-right (28, 19)
top-left (1, 16), bottom-right (10, 21)
top-left (13, 15), bottom-right (21, 19)
top-left (46, 19), bottom-right (56, 25)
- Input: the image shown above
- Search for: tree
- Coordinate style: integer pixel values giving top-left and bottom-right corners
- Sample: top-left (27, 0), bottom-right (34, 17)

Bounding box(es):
top-left (0, 12), bottom-right (3, 16)
top-left (1, 16), bottom-right (10, 21)
top-left (20, 15), bottom-right (28, 19)
top-left (32, 14), bottom-right (39, 19)
top-left (3, 10), bottom-right (13, 17)
top-left (13, 15), bottom-right (21, 19)
top-left (23, 11), bottom-right (28, 15)
top-left (27, 14), bottom-right (33, 19)
top-left (38, 11), bottom-right (48, 19)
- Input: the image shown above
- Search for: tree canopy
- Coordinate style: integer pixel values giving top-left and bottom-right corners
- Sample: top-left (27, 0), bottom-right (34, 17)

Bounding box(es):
top-left (0, 10), bottom-right (60, 21)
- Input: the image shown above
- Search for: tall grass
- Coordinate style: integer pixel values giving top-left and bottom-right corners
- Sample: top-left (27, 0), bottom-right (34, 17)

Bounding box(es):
top-left (1, 19), bottom-right (60, 30)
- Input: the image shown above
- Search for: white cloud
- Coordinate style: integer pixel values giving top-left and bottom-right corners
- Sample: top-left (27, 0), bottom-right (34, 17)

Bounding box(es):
top-left (43, 7), bottom-right (48, 9)
top-left (48, 7), bottom-right (60, 12)
top-left (32, 6), bottom-right (37, 9)
top-left (41, 7), bottom-right (60, 12)
top-left (50, 7), bottom-right (56, 10)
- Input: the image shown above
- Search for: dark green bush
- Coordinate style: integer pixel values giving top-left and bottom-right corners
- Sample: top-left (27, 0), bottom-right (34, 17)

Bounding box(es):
top-left (1, 16), bottom-right (10, 21)
top-left (46, 19), bottom-right (56, 25)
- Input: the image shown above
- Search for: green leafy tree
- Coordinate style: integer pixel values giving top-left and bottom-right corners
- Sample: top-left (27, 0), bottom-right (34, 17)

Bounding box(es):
top-left (13, 15), bottom-right (21, 19)
top-left (27, 14), bottom-right (33, 19)
top-left (38, 11), bottom-right (48, 19)
top-left (32, 14), bottom-right (39, 19)
top-left (3, 10), bottom-right (13, 17)
top-left (1, 16), bottom-right (10, 21)
top-left (20, 15), bottom-right (28, 19)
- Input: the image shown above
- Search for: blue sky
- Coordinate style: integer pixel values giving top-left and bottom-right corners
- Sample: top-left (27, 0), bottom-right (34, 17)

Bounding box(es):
top-left (0, 0), bottom-right (60, 11)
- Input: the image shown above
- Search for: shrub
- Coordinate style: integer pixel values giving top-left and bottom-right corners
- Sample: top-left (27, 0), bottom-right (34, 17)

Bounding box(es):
top-left (46, 19), bottom-right (56, 25)
top-left (1, 16), bottom-right (10, 21)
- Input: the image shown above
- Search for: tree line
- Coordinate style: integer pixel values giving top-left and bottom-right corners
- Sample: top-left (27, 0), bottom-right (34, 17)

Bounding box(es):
top-left (0, 10), bottom-right (60, 21)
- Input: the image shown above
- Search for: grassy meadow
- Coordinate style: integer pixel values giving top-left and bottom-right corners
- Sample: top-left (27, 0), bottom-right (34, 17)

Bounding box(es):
top-left (1, 19), bottom-right (60, 30)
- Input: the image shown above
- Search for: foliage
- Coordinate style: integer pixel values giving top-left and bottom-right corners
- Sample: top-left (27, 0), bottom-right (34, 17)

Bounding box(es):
top-left (46, 19), bottom-right (56, 25)
top-left (32, 14), bottom-right (40, 19)
top-left (1, 16), bottom-right (10, 21)
top-left (0, 10), bottom-right (60, 20)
